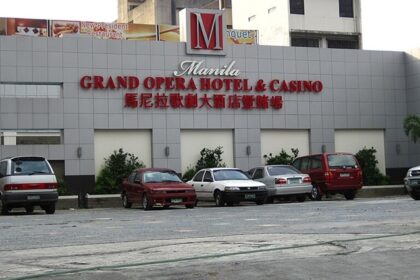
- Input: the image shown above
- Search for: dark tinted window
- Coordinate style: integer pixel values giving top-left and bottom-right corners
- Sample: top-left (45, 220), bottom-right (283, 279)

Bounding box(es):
top-left (213, 169), bottom-right (249, 181)
top-left (134, 172), bottom-right (142, 182)
top-left (203, 171), bottom-right (213, 182)
top-left (327, 39), bottom-right (358, 49)
top-left (301, 158), bottom-right (311, 170)
top-left (290, 0), bottom-right (304, 14)
top-left (253, 168), bottom-right (264, 179)
top-left (267, 166), bottom-right (300, 175)
top-left (0, 161), bottom-right (7, 175)
top-left (11, 157), bottom-right (52, 175)
top-left (292, 158), bottom-right (301, 169)
top-left (291, 37), bottom-right (319, 48)
top-left (128, 172), bottom-right (136, 183)
top-left (192, 170), bottom-right (205, 182)
top-left (327, 154), bottom-right (357, 168)
top-left (339, 0), bottom-right (354, 17)
top-left (310, 156), bottom-right (323, 169)
top-left (143, 171), bottom-right (183, 183)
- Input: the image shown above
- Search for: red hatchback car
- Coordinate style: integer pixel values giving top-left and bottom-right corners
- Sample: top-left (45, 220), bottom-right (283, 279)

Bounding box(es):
top-left (121, 168), bottom-right (197, 210)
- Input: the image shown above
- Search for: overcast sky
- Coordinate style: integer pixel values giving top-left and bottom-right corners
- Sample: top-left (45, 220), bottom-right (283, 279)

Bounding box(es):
top-left (0, 0), bottom-right (419, 51)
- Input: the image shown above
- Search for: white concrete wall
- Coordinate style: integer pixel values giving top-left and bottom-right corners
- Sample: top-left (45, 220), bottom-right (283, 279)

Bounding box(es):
top-left (261, 130), bottom-right (310, 164)
top-left (232, 0), bottom-right (290, 46)
top-left (94, 130), bottom-right (152, 176)
top-left (335, 130), bottom-right (385, 174)
top-left (180, 130), bottom-right (234, 172)
top-left (289, 0), bottom-right (360, 34)
top-left (232, 0), bottom-right (360, 46)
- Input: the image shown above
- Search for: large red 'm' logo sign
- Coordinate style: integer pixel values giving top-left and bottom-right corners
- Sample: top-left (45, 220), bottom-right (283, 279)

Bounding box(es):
top-left (185, 9), bottom-right (226, 56)
top-left (190, 12), bottom-right (223, 51)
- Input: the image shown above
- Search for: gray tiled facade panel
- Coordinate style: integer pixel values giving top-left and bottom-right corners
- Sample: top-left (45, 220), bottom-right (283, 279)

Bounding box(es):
top-left (0, 36), bottom-right (418, 175)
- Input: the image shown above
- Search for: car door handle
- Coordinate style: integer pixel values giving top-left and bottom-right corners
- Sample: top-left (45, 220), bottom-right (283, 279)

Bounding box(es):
top-left (201, 184), bottom-right (204, 187)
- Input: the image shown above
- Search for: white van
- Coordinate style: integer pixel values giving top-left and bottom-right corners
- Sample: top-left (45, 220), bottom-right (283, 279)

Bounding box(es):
top-left (0, 156), bottom-right (58, 214)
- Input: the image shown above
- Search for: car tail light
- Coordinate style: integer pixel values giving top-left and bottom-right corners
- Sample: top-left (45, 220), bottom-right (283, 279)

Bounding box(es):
top-left (4, 183), bottom-right (58, 191)
top-left (303, 176), bottom-right (311, 183)
top-left (275, 178), bottom-right (287, 184)
top-left (324, 171), bottom-right (333, 183)
top-left (357, 170), bottom-right (363, 178)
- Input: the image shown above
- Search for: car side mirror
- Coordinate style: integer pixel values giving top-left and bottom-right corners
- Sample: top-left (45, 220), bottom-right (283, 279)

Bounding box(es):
top-left (134, 179), bottom-right (141, 184)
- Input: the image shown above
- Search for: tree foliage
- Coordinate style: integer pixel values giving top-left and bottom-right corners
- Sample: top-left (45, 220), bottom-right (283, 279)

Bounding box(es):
top-left (404, 114), bottom-right (420, 143)
top-left (182, 146), bottom-right (226, 181)
top-left (263, 148), bottom-right (299, 165)
top-left (355, 147), bottom-right (389, 186)
top-left (95, 148), bottom-right (145, 194)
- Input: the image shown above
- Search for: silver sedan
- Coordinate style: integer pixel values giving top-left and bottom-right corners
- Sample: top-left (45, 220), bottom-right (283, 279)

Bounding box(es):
top-left (248, 165), bottom-right (312, 203)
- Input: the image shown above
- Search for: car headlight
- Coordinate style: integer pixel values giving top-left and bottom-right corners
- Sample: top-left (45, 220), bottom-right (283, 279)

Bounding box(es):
top-left (406, 171), bottom-right (412, 177)
top-left (225, 186), bottom-right (240, 191)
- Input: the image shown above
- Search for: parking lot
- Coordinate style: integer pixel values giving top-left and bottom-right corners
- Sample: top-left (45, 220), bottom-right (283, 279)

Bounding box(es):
top-left (1, 196), bottom-right (420, 280)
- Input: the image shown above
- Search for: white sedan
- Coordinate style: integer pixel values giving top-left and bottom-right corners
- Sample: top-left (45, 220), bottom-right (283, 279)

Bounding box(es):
top-left (187, 168), bottom-right (267, 206)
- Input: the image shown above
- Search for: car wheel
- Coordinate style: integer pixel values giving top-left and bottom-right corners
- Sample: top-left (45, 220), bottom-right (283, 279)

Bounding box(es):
top-left (45, 204), bottom-right (56, 215)
top-left (1, 200), bottom-right (9, 215)
top-left (226, 201), bottom-right (234, 206)
top-left (265, 197), bottom-right (274, 204)
top-left (122, 193), bottom-right (132, 209)
top-left (142, 194), bottom-right (152, 211)
top-left (409, 191), bottom-right (420, 200)
top-left (344, 190), bottom-right (356, 200)
top-left (185, 204), bottom-right (194, 209)
top-left (256, 199), bottom-right (264, 205)
top-left (296, 195), bottom-right (306, 202)
top-left (25, 205), bottom-right (34, 213)
top-left (214, 191), bottom-right (225, 207)
top-left (310, 185), bottom-right (322, 201)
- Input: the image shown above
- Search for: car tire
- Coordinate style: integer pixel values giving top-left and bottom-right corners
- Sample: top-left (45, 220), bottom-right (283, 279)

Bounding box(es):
top-left (45, 204), bottom-right (56, 215)
top-left (185, 204), bottom-right (194, 209)
top-left (344, 190), bottom-right (356, 200)
top-left (214, 191), bottom-right (225, 207)
top-left (409, 191), bottom-right (420, 200)
top-left (309, 185), bottom-right (322, 201)
top-left (226, 201), bottom-right (234, 206)
top-left (142, 194), bottom-right (152, 211)
top-left (25, 205), bottom-right (34, 213)
top-left (296, 195), bottom-right (306, 202)
top-left (265, 197), bottom-right (274, 203)
top-left (122, 193), bottom-right (132, 209)
top-left (1, 201), bottom-right (9, 215)
top-left (256, 199), bottom-right (264, 205)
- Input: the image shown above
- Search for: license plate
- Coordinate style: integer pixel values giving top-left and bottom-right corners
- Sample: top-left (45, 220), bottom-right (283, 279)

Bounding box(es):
top-left (27, 195), bottom-right (40, 200)
top-left (340, 173), bottom-right (350, 177)
top-left (288, 178), bottom-right (300, 184)
top-left (171, 198), bottom-right (182, 203)
top-left (244, 194), bottom-right (256, 200)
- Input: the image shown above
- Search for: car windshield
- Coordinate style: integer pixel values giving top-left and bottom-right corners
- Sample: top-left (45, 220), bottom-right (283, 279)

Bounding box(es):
top-left (143, 171), bottom-right (182, 183)
top-left (327, 154), bottom-right (357, 168)
top-left (213, 169), bottom-right (249, 181)
top-left (11, 157), bottom-right (52, 175)
top-left (267, 166), bottom-right (300, 176)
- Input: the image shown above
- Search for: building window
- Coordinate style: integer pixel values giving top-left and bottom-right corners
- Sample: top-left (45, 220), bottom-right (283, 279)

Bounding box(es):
top-left (0, 83), bottom-right (61, 98)
top-left (290, 0), bottom-right (304, 15)
top-left (339, 0), bottom-right (354, 18)
top-left (220, 0), bottom-right (232, 9)
top-left (1, 130), bottom-right (63, 145)
top-left (291, 37), bottom-right (319, 48)
top-left (327, 38), bottom-right (358, 49)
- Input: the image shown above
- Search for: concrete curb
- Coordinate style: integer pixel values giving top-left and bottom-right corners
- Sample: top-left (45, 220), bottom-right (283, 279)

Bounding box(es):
top-left (56, 185), bottom-right (407, 210)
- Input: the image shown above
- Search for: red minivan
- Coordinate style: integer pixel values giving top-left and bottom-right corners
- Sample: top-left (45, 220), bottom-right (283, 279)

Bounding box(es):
top-left (292, 153), bottom-right (363, 200)
top-left (121, 168), bottom-right (197, 210)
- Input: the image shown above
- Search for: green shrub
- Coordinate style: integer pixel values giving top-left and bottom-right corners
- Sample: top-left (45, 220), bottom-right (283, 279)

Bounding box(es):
top-left (355, 147), bottom-right (389, 185)
top-left (263, 148), bottom-right (299, 165)
top-left (182, 146), bottom-right (226, 181)
top-left (95, 148), bottom-right (145, 194)
top-left (56, 178), bottom-right (68, 196)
